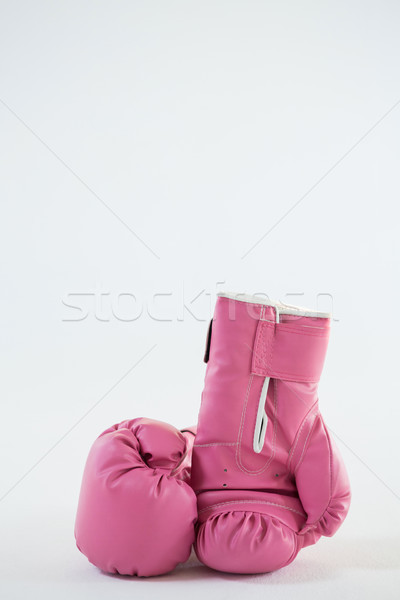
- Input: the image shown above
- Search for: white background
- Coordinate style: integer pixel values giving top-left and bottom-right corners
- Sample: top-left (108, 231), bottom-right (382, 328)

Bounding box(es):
top-left (1, 1), bottom-right (400, 598)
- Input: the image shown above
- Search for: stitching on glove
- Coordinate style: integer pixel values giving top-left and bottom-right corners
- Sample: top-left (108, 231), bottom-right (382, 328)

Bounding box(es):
top-left (287, 400), bottom-right (318, 472)
top-left (198, 499), bottom-right (305, 517)
top-left (293, 413), bottom-right (319, 475)
top-left (194, 442), bottom-right (237, 447)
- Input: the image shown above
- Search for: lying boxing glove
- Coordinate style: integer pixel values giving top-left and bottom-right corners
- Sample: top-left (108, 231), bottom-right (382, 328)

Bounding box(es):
top-left (75, 418), bottom-right (197, 576)
top-left (191, 292), bottom-right (351, 574)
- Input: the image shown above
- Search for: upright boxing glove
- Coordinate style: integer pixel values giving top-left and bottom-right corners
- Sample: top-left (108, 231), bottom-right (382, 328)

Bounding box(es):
top-left (191, 292), bottom-right (351, 574)
top-left (75, 418), bottom-right (197, 577)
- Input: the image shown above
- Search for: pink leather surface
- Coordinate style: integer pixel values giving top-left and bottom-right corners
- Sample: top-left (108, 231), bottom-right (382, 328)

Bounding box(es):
top-left (191, 295), bottom-right (351, 574)
top-left (252, 311), bottom-right (330, 382)
top-left (75, 418), bottom-right (197, 577)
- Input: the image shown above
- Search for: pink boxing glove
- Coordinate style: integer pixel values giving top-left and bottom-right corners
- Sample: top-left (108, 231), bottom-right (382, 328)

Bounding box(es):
top-left (75, 418), bottom-right (197, 576)
top-left (191, 292), bottom-right (351, 574)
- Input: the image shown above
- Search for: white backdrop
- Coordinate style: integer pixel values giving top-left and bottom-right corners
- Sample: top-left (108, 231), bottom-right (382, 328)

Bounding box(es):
top-left (1, 1), bottom-right (399, 598)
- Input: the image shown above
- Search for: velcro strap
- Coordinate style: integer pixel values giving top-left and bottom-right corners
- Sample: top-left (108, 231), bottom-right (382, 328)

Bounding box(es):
top-left (251, 318), bottom-right (330, 383)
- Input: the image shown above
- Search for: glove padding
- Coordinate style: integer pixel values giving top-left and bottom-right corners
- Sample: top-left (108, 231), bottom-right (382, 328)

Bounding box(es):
top-left (75, 418), bottom-right (197, 576)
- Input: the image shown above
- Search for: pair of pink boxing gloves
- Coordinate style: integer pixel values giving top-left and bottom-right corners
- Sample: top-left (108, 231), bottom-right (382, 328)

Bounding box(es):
top-left (75, 292), bottom-right (351, 576)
